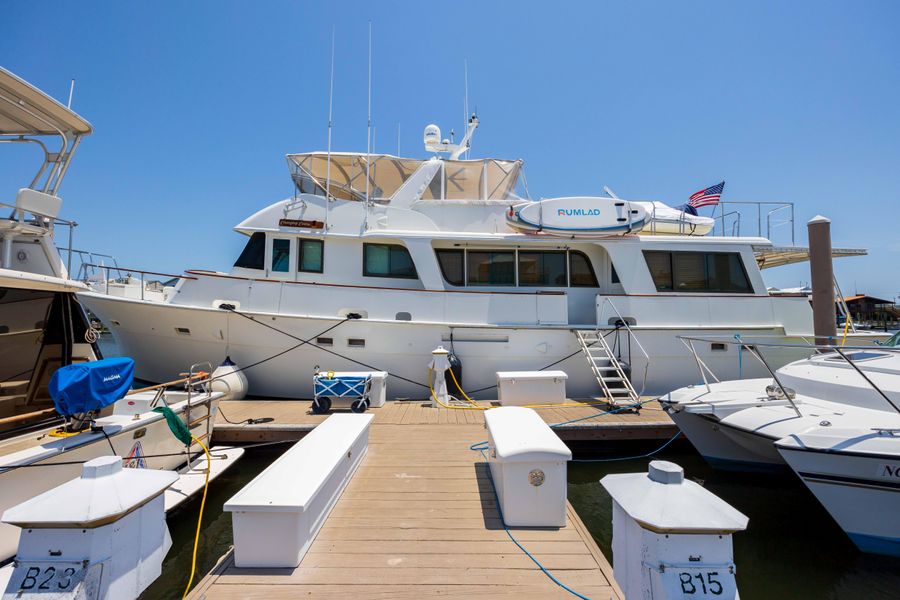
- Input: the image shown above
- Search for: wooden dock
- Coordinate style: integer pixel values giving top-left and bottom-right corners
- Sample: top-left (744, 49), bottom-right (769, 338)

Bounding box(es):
top-left (212, 398), bottom-right (675, 444)
top-left (190, 419), bottom-right (625, 599)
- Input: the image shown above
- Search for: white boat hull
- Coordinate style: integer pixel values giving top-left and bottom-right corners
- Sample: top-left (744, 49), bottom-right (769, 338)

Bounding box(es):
top-left (778, 439), bottom-right (900, 556)
top-left (79, 293), bottom-right (824, 400)
top-left (0, 391), bottom-right (221, 561)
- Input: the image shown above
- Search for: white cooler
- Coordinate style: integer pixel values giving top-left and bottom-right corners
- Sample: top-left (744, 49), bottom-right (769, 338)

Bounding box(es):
top-left (485, 406), bottom-right (572, 527)
top-left (496, 370), bottom-right (567, 406)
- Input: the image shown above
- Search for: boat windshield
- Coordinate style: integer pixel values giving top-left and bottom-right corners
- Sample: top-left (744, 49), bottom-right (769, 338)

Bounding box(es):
top-left (287, 153), bottom-right (523, 202)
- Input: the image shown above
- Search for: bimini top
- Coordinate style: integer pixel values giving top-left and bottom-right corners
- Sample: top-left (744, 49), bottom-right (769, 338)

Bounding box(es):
top-left (0, 67), bottom-right (92, 136)
top-left (287, 152), bottom-right (522, 202)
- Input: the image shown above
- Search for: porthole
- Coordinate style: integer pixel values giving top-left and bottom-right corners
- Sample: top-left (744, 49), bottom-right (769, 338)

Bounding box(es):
top-left (348, 338), bottom-right (366, 348)
top-left (175, 327), bottom-right (191, 336)
top-left (395, 312), bottom-right (412, 321)
top-left (316, 337), bottom-right (333, 346)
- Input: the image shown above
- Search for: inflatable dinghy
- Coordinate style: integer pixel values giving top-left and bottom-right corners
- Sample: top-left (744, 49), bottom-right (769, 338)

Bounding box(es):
top-left (636, 201), bottom-right (715, 236)
top-left (506, 196), bottom-right (646, 237)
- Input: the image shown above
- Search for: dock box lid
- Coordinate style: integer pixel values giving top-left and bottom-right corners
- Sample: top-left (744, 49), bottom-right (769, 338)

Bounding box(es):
top-left (485, 407), bottom-right (571, 462)
top-left (496, 370), bottom-right (568, 381)
top-left (224, 414), bottom-right (373, 513)
top-left (600, 461), bottom-right (748, 534)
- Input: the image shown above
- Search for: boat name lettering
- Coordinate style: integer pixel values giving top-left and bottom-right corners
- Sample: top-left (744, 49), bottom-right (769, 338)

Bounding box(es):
top-left (557, 208), bottom-right (602, 217)
top-left (102, 374), bottom-right (121, 383)
top-left (878, 463), bottom-right (900, 479)
top-left (279, 218), bottom-right (325, 229)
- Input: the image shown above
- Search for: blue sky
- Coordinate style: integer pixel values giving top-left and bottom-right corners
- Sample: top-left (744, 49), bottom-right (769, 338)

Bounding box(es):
top-left (3, 1), bottom-right (899, 301)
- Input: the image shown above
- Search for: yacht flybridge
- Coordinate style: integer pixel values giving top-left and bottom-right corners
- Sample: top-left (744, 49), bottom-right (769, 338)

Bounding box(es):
top-left (80, 119), bottom-right (871, 400)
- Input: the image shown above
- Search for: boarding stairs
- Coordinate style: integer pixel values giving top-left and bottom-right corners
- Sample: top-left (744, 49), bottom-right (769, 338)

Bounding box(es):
top-left (575, 329), bottom-right (640, 408)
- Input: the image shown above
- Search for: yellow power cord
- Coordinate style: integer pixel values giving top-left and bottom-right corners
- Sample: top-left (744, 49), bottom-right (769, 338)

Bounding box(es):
top-left (840, 313), bottom-right (852, 347)
top-left (182, 436), bottom-right (211, 599)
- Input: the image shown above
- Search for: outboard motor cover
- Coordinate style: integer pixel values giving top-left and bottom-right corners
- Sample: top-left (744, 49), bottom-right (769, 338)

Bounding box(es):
top-left (49, 357), bottom-right (135, 416)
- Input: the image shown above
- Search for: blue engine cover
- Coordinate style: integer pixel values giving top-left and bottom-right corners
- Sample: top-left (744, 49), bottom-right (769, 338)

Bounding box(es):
top-left (49, 357), bottom-right (135, 416)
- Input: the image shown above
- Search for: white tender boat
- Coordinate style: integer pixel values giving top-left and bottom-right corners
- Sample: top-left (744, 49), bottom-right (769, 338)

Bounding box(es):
top-left (77, 117), bottom-right (874, 400)
top-left (777, 426), bottom-right (900, 557)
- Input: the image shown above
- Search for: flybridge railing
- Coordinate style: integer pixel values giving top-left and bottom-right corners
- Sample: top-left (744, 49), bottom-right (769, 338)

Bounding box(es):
top-left (78, 263), bottom-right (196, 301)
top-left (1, 199), bottom-right (77, 274)
top-left (713, 201), bottom-right (795, 245)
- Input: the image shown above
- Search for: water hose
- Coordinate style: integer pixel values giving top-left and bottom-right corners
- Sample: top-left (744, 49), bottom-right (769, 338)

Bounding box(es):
top-left (182, 436), bottom-right (211, 599)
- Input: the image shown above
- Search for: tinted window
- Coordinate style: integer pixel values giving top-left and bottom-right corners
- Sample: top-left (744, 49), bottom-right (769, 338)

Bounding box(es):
top-left (436, 249), bottom-right (464, 286)
top-left (298, 239), bottom-right (324, 273)
top-left (569, 251), bottom-right (598, 287)
top-left (467, 251), bottom-right (515, 285)
top-left (611, 263), bottom-right (620, 284)
top-left (271, 239), bottom-right (291, 272)
top-left (644, 251), bottom-right (752, 293)
top-left (518, 251), bottom-right (567, 286)
top-left (363, 243), bottom-right (418, 279)
top-left (234, 232), bottom-right (265, 270)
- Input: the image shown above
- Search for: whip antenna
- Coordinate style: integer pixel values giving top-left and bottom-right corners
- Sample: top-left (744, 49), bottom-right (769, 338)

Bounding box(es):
top-left (325, 26), bottom-right (336, 228)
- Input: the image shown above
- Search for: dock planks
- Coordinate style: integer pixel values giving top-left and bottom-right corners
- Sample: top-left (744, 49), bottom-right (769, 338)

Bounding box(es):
top-left (189, 422), bottom-right (624, 599)
top-left (212, 397), bottom-right (675, 443)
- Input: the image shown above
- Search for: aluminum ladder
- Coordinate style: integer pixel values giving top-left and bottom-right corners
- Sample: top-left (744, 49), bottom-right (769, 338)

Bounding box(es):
top-left (575, 329), bottom-right (640, 407)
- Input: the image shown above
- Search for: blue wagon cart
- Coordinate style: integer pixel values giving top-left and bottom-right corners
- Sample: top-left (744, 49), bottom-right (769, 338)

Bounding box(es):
top-left (312, 371), bottom-right (387, 414)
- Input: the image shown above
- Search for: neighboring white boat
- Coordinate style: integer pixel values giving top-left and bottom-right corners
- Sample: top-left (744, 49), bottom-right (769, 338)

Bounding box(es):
top-left (663, 378), bottom-right (900, 470)
top-left (776, 426), bottom-right (900, 557)
top-left (77, 118), bottom-right (874, 400)
top-left (661, 337), bottom-right (900, 470)
top-left (0, 67), bottom-right (239, 562)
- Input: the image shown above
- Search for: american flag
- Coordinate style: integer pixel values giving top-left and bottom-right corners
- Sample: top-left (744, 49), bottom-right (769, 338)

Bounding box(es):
top-left (688, 181), bottom-right (725, 208)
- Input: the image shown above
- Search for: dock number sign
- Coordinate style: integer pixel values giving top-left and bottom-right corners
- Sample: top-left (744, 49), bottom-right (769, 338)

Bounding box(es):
top-left (660, 567), bottom-right (736, 599)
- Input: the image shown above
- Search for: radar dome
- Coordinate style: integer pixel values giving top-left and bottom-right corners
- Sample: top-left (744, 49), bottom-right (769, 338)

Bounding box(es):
top-left (423, 124), bottom-right (441, 147)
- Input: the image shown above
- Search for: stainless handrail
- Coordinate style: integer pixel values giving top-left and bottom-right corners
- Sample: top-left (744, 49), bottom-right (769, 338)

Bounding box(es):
top-left (599, 297), bottom-right (650, 396)
top-left (677, 335), bottom-right (900, 416)
top-left (0, 199), bottom-right (77, 274)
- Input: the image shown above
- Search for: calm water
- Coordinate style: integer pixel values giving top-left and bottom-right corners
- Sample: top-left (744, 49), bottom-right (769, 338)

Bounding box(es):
top-left (144, 441), bottom-right (900, 600)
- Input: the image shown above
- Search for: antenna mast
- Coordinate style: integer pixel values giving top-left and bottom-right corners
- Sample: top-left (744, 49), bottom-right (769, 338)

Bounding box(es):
top-left (67, 79), bottom-right (75, 109)
top-left (325, 26), bottom-right (336, 229)
top-left (463, 60), bottom-right (469, 159)
top-left (365, 21), bottom-right (373, 206)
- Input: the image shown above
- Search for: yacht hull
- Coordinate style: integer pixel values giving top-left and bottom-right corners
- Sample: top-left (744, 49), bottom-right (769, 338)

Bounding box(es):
top-left (777, 445), bottom-right (900, 557)
top-left (79, 292), bottom-right (820, 400)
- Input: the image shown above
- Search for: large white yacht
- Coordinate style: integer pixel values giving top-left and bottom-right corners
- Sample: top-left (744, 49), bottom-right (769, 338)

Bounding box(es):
top-left (79, 118), bottom-right (870, 400)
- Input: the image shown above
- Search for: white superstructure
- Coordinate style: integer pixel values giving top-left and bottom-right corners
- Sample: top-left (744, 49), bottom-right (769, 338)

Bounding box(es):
top-left (79, 121), bottom-right (870, 399)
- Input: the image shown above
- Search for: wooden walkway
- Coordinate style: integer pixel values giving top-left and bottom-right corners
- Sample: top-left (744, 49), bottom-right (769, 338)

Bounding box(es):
top-left (190, 422), bottom-right (624, 599)
top-left (213, 398), bottom-right (674, 444)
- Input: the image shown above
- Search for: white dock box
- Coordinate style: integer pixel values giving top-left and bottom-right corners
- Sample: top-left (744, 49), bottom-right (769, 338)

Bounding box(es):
top-left (497, 370), bottom-right (567, 406)
top-left (225, 414), bottom-right (373, 568)
top-left (485, 406), bottom-right (572, 527)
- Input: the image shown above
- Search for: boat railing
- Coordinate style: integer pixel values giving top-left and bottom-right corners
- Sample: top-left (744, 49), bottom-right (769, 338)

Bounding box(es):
top-left (714, 201), bottom-right (795, 244)
top-left (599, 297), bottom-right (650, 396)
top-left (0, 199), bottom-right (77, 274)
top-left (80, 263), bottom-right (197, 301)
top-left (677, 334), bottom-right (900, 416)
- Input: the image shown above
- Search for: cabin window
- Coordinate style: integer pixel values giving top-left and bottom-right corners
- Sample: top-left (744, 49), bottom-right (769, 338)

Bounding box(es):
top-left (271, 239), bottom-right (291, 272)
top-left (569, 251), bottom-right (599, 287)
top-left (518, 251), bottom-right (567, 286)
top-left (234, 232), bottom-right (266, 270)
top-left (363, 243), bottom-right (418, 279)
top-left (467, 251), bottom-right (515, 286)
top-left (436, 249), bottom-right (465, 286)
top-left (643, 251), bottom-right (752, 293)
top-left (611, 263), bottom-right (620, 284)
top-left (298, 239), bottom-right (324, 273)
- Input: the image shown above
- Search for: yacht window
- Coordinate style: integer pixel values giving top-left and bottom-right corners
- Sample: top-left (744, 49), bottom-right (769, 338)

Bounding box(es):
top-left (569, 251), bottom-right (599, 287)
top-left (234, 232), bottom-right (266, 270)
top-left (644, 251), bottom-right (752, 293)
top-left (363, 243), bottom-right (418, 279)
top-left (271, 239), bottom-right (291, 272)
top-left (611, 263), bottom-right (620, 284)
top-left (298, 239), bottom-right (324, 273)
top-left (467, 251), bottom-right (515, 285)
top-left (518, 251), bottom-right (567, 286)
top-left (436, 250), bottom-right (464, 286)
